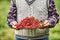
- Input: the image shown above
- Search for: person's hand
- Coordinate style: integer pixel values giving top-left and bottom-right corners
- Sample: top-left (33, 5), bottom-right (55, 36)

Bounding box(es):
top-left (43, 20), bottom-right (50, 27)
top-left (11, 21), bottom-right (17, 29)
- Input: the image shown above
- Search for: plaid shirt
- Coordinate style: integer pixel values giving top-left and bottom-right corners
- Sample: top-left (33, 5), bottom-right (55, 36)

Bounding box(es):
top-left (7, 0), bottom-right (59, 28)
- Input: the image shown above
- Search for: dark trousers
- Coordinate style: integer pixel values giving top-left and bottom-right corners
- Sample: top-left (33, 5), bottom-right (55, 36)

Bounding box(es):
top-left (16, 37), bottom-right (48, 40)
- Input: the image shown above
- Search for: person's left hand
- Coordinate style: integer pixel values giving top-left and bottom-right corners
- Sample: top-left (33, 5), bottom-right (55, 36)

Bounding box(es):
top-left (43, 20), bottom-right (50, 27)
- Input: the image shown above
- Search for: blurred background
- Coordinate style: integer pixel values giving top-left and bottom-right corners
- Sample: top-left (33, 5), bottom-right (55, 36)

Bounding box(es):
top-left (0, 0), bottom-right (60, 40)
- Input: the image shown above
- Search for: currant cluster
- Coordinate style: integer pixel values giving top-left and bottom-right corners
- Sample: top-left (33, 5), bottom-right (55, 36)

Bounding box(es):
top-left (15, 16), bottom-right (44, 30)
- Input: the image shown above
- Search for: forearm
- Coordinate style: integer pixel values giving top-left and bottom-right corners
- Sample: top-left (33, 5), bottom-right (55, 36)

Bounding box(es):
top-left (7, 0), bottom-right (17, 28)
top-left (47, 0), bottom-right (59, 28)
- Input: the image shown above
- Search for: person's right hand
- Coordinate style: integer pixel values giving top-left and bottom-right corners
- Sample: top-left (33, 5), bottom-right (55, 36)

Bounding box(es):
top-left (11, 21), bottom-right (17, 29)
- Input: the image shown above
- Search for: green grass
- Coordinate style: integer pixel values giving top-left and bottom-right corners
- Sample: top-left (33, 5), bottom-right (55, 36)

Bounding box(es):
top-left (0, 0), bottom-right (60, 40)
top-left (49, 0), bottom-right (60, 40)
top-left (0, 1), bottom-right (15, 40)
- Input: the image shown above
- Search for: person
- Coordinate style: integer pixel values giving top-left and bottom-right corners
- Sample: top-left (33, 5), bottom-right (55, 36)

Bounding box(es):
top-left (7, 0), bottom-right (59, 40)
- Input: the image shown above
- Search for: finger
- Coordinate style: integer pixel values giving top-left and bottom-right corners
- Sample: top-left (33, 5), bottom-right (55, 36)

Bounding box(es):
top-left (12, 21), bottom-right (17, 25)
top-left (44, 20), bottom-right (49, 25)
top-left (44, 22), bottom-right (50, 26)
top-left (12, 25), bottom-right (16, 28)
